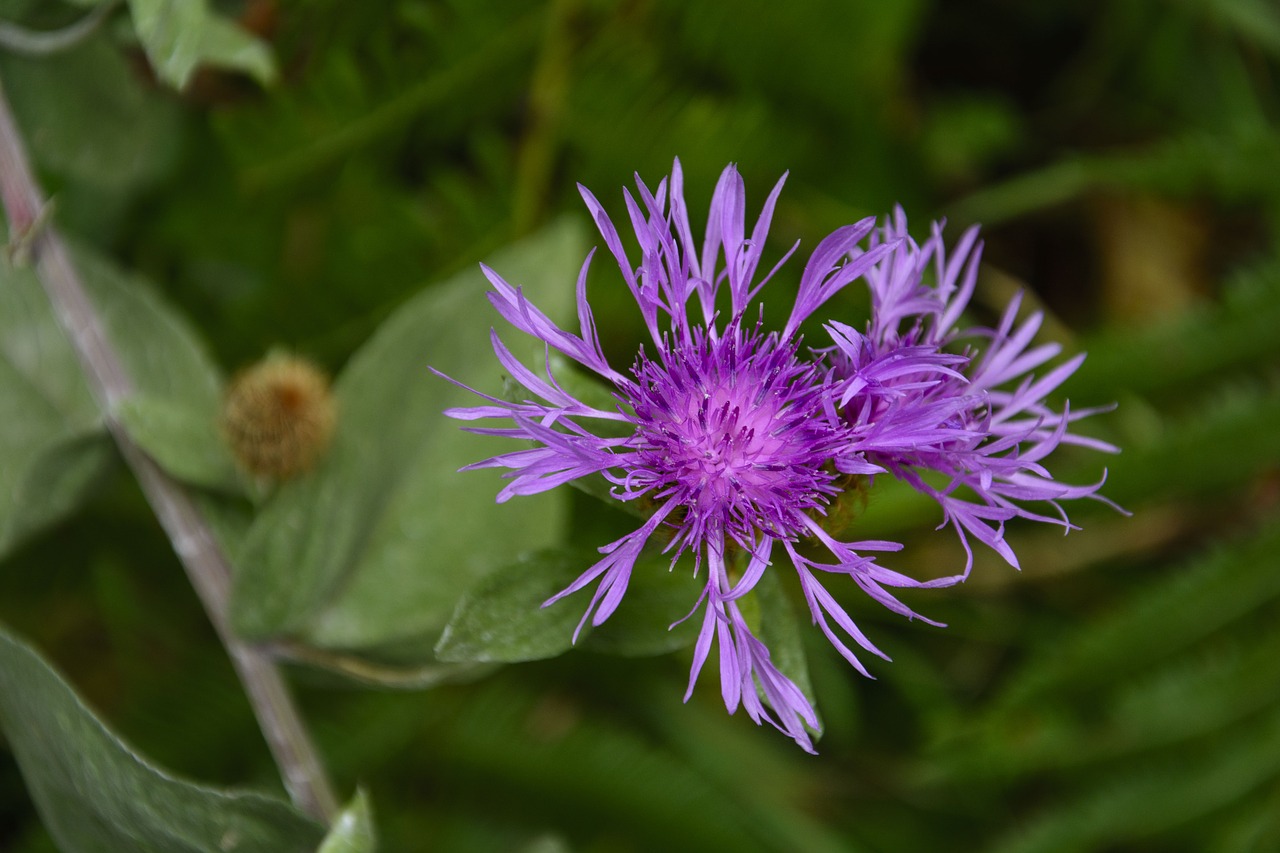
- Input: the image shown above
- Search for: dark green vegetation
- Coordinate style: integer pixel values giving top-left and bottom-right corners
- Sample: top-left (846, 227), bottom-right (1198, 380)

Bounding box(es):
top-left (2, 1), bottom-right (1279, 850)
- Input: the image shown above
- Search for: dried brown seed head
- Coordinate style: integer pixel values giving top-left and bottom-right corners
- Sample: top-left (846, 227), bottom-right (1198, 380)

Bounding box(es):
top-left (220, 354), bottom-right (336, 480)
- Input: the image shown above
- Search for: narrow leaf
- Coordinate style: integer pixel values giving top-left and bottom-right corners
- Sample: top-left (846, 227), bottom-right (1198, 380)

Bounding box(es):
top-left (756, 569), bottom-right (821, 732)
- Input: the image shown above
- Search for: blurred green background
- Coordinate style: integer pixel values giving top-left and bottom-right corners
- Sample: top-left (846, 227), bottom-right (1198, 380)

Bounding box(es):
top-left (2, 0), bottom-right (1280, 850)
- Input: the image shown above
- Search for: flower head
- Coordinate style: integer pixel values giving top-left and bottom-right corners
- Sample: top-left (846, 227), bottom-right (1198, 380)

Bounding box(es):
top-left (439, 161), bottom-right (956, 751)
top-left (439, 165), bottom-right (1117, 753)
top-left (622, 323), bottom-right (839, 554)
top-left (828, 209), bottom-right (1120, 574)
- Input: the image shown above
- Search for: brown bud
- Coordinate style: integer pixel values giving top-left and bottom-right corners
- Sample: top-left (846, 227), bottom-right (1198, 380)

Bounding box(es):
top-left (220, 353), bottom-right (336, 480)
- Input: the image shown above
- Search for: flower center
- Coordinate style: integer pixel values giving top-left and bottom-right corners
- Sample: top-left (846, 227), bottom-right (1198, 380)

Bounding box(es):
top-left (625, 327), bottom-right (839, 540)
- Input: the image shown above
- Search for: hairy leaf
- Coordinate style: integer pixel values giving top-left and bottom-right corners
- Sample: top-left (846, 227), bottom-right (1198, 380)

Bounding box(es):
top-left (231, 219), bottom-right (583, 656)
top-left (0, 622), bottom-right (323, 852)
top-left (436, 548), bottom-right (593, 663)
top-left (0, 251), bottom-right (100, 557)
top-left (117, 395), bottom-right (240, 492)
top-left (0, 235), bottom-right (223, 557)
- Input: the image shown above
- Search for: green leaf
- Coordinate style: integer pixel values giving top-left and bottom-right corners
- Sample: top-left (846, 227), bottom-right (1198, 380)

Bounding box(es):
top-left (1, 429), bottom-right (115, 556)
top-left (116, 395), bottom-right (239, 493)
top-left (0, 250), bottom-right (102, 557)
top-left (0, 231), bottom-right (227, 558)
top-left (435, 548), bottom-right (593, 663)
top-left (1, 232), bottom-right (224, 424)
top-left (126, 0), bottom-right (277, 90)
top-left (0, 622), bottom-right (323, 852)
top-left (71, 247), bottom-right (227, 502)
top-left (77, 236), bottom-right (229, 498)
top-left (59, 237), bottom-right (223, 420)
top-left (950, 125), bottom-right (1280, 226)
top-left (0, 248), bottom-right (99, 427)
top-left (437, 540), bottom-right (712, 663)
top-left (582, 551), bottom-right (704, 657)
top-left (317, 789), bottom-right (376, 853)
top-left (190, 14), bottom-right (277, 86)
top-left (231, 220), bottom-right (583, 657)
top-left (989, 707), bottom-right (1280, 853)
top-left (0, 33), bottom-right (180, 192)
top-left (755, 569), bottom-right (820, 731)
top-left (269, 643), bottom-right (486, 690)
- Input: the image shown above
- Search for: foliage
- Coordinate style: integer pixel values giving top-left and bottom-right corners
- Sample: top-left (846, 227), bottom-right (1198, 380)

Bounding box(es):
top-left (1, 0), bottom-right (1279, 850)
top-left (0, 623), bottom-right (323, 852)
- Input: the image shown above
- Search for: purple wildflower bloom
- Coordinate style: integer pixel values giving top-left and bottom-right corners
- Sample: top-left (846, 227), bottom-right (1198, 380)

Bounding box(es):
top-left (828, 209), bottom-right (1119, 575)
top-left (439, 161), bottom-right (958, 751)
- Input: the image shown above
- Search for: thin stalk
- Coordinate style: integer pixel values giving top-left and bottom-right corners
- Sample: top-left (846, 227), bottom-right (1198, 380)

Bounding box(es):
top-left (0, 77), bottom-right (339, 824)
top-left (0, 1), bottom-right (121, 56)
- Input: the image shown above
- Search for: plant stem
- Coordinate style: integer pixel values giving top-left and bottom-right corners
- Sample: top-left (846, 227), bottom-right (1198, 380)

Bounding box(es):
top-left (0, 77), bottom-right (339, 824)
top-left (0, 1), bottom-right (121, 57)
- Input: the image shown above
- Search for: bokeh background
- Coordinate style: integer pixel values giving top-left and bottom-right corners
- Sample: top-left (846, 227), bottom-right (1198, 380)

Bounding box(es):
top-left (2, 0), bottom-right (1280, 850)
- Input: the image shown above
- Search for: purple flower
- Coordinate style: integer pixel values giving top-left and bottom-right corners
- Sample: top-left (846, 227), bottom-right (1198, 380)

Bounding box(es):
top-left (828, 209), bottom-right (1119, 575)
top-left (438, 161), bottom-right (957, 751)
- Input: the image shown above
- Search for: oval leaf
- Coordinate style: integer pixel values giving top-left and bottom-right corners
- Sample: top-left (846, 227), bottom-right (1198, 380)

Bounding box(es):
top-left (1, 430), bottom-right (115, 555)
top-left (0, 246), bottom-right (102, 558)
top-left (581, 551), bottom-right (704, 657)
top-left (435, 548), bottom-right (595, 663)
top-left (0, 233), bottom-right (225, 558)
top-left (231, 220), bottom-right (584, 657)
top-left (117, 395), bottom-right (240, 493)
